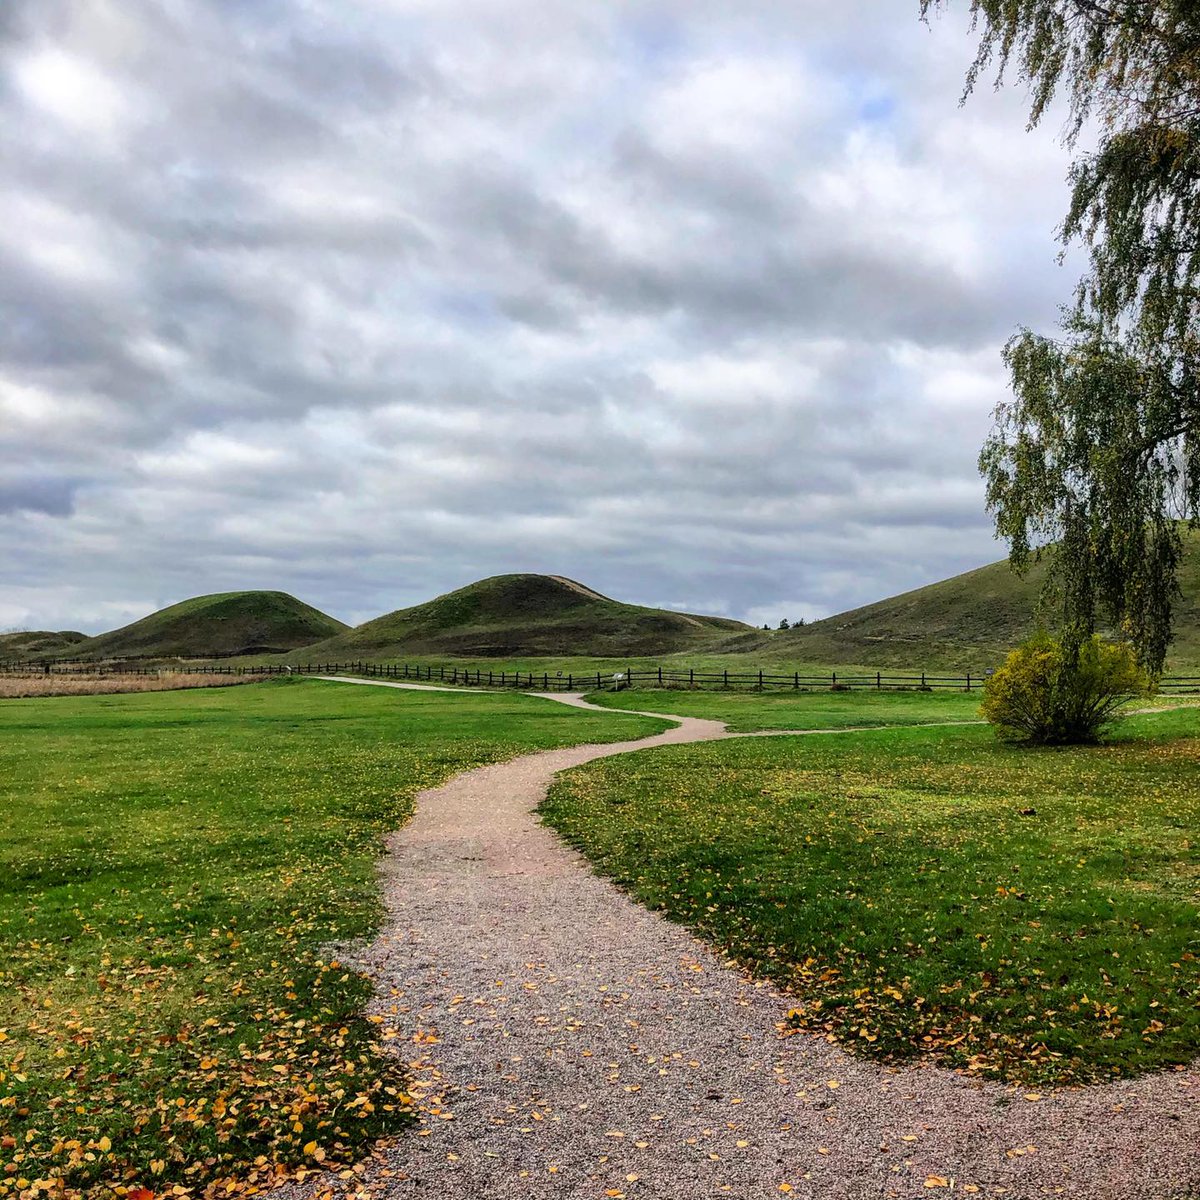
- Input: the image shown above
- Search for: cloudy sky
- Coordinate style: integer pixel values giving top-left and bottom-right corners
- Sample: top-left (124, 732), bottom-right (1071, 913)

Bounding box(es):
top-left (0, 0), bottom-right (1079, 634)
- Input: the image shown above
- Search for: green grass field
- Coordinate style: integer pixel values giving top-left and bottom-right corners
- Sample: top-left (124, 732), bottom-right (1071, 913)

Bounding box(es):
top-left (582, 687), bottom-right (986, 732)
top-left (6, 671), bottom-right (1198, 1199)
top-left (542, 708), bottom-right (1200, 1085)
top-left (0, 680), bottom-right (665, 1198)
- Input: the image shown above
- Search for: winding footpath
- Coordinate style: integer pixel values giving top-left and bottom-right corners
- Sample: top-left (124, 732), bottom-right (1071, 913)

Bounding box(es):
top-left (316, 678), bottom-right (1199, 1199)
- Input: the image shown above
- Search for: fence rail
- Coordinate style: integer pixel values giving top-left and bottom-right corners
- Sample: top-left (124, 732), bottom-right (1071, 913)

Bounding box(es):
top-left (3, 656), bottom-right (1199, 693)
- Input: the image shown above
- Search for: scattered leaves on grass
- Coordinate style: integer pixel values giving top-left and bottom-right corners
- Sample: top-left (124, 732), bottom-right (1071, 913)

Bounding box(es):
top-left (0, 681), bottom-right (663, 1199)
top-left (542, 716), bottom-right (1200, 1084)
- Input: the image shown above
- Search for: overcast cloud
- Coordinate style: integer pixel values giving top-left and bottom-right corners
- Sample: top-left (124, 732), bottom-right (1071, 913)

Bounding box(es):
top-left (0, 0), bottom-right (1079, 634)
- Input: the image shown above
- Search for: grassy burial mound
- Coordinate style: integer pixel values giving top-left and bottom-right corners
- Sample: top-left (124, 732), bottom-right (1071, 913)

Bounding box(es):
top-left (0, 630), bottom-right (86, 660)
top-left (68, 591), bottom-right (348, 660)
top-left (751, 531), bottom-right (1200, 671)
top-left (299, 573), bottom-right (751, 659)
top-left (769, 558), bottom-right (1045, 670)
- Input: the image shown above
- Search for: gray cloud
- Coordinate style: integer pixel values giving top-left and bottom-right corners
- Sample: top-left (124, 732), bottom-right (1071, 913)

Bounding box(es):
top-left (0, 474), bottom-right (77, 517)
top-left (0, 0), bottom-right (1077, 634)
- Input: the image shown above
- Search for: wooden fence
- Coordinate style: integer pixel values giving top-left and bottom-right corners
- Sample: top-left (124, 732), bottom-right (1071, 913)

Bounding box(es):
top-left (3, 657), bottom-right (1199, 693)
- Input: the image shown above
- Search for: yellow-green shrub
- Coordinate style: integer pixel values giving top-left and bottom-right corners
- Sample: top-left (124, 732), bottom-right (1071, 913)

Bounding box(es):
top-left (981, 632), bottom-right (1150, 744)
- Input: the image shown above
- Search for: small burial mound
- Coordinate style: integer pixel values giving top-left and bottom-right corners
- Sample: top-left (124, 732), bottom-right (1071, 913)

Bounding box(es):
top-left (69, 591), bottom-right (348, 660)
top-left (0, 630), bottom-right (87, 661)
top-left (299, 573), bottom-right (750, 659)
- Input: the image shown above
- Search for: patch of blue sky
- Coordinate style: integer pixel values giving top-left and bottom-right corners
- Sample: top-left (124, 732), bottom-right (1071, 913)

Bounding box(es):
top-left (432, 289), bottom-right (503, 330)
top-left (204, 0), bottom-right (323, 34)
top-left (620, 13), bottom-right (687, 72)
top-left (859, 93), bottom-right (896, 124)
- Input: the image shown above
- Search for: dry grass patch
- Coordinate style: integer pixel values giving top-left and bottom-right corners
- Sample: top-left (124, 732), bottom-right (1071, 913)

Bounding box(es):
top-left (0, 673), bottom-right (259, 699)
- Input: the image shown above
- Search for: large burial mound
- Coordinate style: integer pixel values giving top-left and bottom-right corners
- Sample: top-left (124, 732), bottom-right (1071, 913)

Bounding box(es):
top-left (0, 630), bottom-right (87, 660)
top-left (758, 532), bottom-right (1200, 671)
top-left (68, 591), bottom-right (348, 661)
top-left (300, 574), bottom-right (750, 659)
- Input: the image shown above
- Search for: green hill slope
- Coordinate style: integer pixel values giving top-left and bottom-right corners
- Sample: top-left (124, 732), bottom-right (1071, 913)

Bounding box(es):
top-left (298, 574), bottom-right (750, 659)
top-left (756, 533), bottom-right (1200, 671)
top-left (0, 630), bottom-right (86, 660)
top-left (71, 592), bottom-right (348, 660)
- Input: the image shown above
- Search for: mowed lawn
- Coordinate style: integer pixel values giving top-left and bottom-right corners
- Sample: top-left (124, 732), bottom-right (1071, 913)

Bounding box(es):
top-left (543, 708), bottom-right (1200, 1085)
top-left (0, 680), bottom-right (665, 1198)
top-left (583, 686), bottom-right (985, 731)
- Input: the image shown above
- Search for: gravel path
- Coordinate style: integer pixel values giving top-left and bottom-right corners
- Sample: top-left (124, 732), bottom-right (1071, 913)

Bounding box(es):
top-left (315, 679), bottom-right (1199, 1199)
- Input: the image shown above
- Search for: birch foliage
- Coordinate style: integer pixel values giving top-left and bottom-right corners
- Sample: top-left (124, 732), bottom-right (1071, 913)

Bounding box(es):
top-left (924, 0), bottom-right (1200, 671)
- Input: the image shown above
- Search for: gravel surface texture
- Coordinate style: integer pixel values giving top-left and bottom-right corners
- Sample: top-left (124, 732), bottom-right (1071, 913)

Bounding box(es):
top-left (307, 680), bottom-right (1199, 1199)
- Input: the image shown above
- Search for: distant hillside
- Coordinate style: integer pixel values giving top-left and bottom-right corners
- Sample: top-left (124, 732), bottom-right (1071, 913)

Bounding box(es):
top-left (299, 574), bottom-right (750, 659)
top-left (0, 630), bottom-right (86, 660)
top-left (69, 592), bottom-right (347, 660)
top-left (755, 533), bottom-right (1200, 671)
